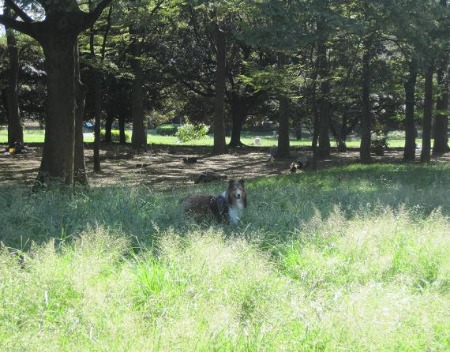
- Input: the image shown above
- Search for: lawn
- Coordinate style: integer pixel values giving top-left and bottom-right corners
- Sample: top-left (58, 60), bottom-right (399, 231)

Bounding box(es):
top-left (1, 163), bottom-right (449, 351)
top-left (0, 126), bottom-right (407, 148)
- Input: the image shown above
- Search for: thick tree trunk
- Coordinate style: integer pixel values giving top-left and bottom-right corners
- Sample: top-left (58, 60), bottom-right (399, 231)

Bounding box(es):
top-left (421, 64), bottom-right (434, 163)
top-left (277, 53), bottom-right (290, 158)
top-left (403, 58), bottom-right (417, 162)
top-left (433, 60), bottom-right (449, 155)
top-left (130, 45), bottom-right (147, 152)
top-left (360, 43), bottom-right (372, 163)
top-left (213, 23), bottom-right (228, 155)
top-left (5, 16), bottom-right (23, 147)
top-left (37, 37), bottom-right (77, 186)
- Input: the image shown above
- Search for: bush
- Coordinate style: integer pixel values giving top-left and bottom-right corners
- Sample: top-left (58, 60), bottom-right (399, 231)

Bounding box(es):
top-left (155, 124), bottom-right (180, 136)
top-left (371, 131), bottom-right (389, 156)
top-left (100, 129), bottom-right (131, 143)
top-left (176, 123), bottom-right (209, 142)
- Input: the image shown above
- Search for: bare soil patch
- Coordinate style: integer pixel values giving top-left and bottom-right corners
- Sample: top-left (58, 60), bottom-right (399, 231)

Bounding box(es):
top-left (1, 143), bottom-right (449, 189)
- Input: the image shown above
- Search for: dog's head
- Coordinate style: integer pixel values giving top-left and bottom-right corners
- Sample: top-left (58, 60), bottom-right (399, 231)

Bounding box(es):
top-left (226, 179), bottom-right (247, 208)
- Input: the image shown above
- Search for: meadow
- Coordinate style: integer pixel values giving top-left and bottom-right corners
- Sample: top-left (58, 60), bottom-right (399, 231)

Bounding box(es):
top-left (1, 162), bottom-right (449, 351)
top-left (0, 125), bottom-right (407, 148)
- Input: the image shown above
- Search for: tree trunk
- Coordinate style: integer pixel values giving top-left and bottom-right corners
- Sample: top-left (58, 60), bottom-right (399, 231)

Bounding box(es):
top-left (104, 112), bottom-right (113, 143)
top-left (4, 8), bottom-right (23, 147)
top-left (119, 113), bottom-right (126, 144)
top-left (93, 69), bottom-right (102, 171)
top-left (311, 101), bottom-right (320, 171)
top-left (360, 42), bottom-right (372, 163)
top-left (277, 53), bottom-right (290, 158)
top-left (37, 36), bottom-right (78, 186)
top-left (229, 95), bottom-right (248, 147)
top-left (317, 22), bottom-right (330, 158)
top-left (433, 59), bottom-right (449, 155)
top-left (403, 58), bottom-right (417, 162)
top-left (130, 43), bottom-right (147, 152)
top-left (421, 64), bottom-right (434, 163)
top-left (212, 23), bottom-right (228, 155)
top-left (74, 45), bottom-right (87, 185)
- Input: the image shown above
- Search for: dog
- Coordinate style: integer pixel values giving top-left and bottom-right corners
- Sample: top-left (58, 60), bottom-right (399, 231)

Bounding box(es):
top-left (181, 179), bottom-right (247, 225)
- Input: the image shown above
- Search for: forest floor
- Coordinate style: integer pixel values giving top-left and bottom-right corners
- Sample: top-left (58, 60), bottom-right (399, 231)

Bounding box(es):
top-left (1, 143), bottom-right (449, 189)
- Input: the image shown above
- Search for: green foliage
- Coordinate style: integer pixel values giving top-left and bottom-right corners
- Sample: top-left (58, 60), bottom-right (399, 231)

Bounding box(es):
top-left (371, 131), bottom-right (389, 156)
top-left (155, 124), bottom-right (179, 136)
top-left (175, 122), bottom-right (209, 142)
top-left (100, 129), bottom-right (131, 143)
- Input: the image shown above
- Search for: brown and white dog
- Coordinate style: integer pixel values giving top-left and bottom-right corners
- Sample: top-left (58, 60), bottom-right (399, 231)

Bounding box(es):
top-left (181, 179), bottom-right (247, 225)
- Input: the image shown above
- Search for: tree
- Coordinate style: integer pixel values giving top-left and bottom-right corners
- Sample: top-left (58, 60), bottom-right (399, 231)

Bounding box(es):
top-left (3, 3), bottom-right (23, 148)
top-left (403, 58), bottom-right (418, 162)
top-left (432, 0), bottom-right (450, 155)
top-left (212, 19), bottom-right (228, 154)
top-left (0, 0), bottom-right (114, 187)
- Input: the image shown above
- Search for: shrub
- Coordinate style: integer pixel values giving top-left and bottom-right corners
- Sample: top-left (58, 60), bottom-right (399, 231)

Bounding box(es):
top-left (100, 129), bottom-right (131, 143)
top-left (155, 124), bottom-right (179, 136)
top-left (176, 123), bottom-right (209, 142)
top-left (371, 131), bottom-right (389, 156)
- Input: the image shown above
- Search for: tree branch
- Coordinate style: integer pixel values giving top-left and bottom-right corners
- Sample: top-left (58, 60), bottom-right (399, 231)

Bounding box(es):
top-left (4, 0), bottom-right (33, 23)
top-left (81, 0), bottom-right (115, 31)
top-left (0, 15), bottom-right (35, 37)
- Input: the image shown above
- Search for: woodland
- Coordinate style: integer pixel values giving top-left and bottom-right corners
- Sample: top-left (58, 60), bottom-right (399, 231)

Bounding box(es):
top-left (0, 0), bottom-right (449, 187)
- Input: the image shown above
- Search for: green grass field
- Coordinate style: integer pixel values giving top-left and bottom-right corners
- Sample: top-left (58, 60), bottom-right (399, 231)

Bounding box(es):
top-left (0, 126), bottom-right (407, 148)
top-left (1, 163), bottom-right (449, 351)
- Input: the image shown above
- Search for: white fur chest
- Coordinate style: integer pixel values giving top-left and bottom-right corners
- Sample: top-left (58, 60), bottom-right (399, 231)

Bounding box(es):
top-left (228, 201), bottom-right (244, 225)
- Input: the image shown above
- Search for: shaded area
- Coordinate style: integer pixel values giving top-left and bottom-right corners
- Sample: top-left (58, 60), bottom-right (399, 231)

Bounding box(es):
top-left (2, 143), bottom-right (450, 189)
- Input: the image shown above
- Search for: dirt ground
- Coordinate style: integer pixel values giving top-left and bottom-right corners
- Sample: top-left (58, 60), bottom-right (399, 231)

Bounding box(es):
top-left (1, 143), bottom-right (449, 190)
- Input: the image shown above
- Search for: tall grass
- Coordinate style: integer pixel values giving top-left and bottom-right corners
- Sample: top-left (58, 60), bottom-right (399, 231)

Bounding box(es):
top-left (1, 163), bottom-right (449, 351)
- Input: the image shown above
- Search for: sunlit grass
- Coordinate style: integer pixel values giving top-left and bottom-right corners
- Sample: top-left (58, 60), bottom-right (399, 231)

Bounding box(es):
top-left (0, 126), bottom-right (407, 148)
top-left (1, 163), bottom-right (449, 350)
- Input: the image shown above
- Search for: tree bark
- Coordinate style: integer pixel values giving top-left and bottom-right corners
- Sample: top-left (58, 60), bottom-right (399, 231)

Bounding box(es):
top-left (4, 5), bottom-right (23, 147)
top-left (212, 23), bottom-right (228, 155)
top-left (130, 46), bottom-right (147, 152)
top-left (74, 45), bottom-right (87, 185)
top-left (277, 53), bottom-right (290, 158)
top-left (433, 59), bottom-right (449, 155)
top-left (93, 70), bottom-right (102, 171)
top-left (403, 58), bottom-right (418, 162)
top-left (229, 96), bottom-right (246, 147)
top-left (360, 41), bottom-right (372, 163)
top-left (37, 35), bottom-right (78, 186)
top-left (119, 113), bottom-right (126, 144)
top-left (104, 112), bottom-right (113, 143)
top-left (317, 18), bottom-right (330, 158)
top-left (421, 64), bottom-right (434, 163)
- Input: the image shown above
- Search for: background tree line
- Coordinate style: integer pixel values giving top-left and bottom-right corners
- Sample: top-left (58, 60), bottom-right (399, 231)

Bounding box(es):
top-left (0, 0), bottom-right (449, 186)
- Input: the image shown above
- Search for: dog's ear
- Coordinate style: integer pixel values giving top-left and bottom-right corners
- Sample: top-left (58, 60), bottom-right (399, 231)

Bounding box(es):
top-left (238, 179), bottom-right (245, 187)
top-left (228, 179), bottom-right (235, 187)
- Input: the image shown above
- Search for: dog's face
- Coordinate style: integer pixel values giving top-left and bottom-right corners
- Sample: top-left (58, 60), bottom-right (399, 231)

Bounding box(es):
top-left (227, 179), bottom-right (247, 208)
